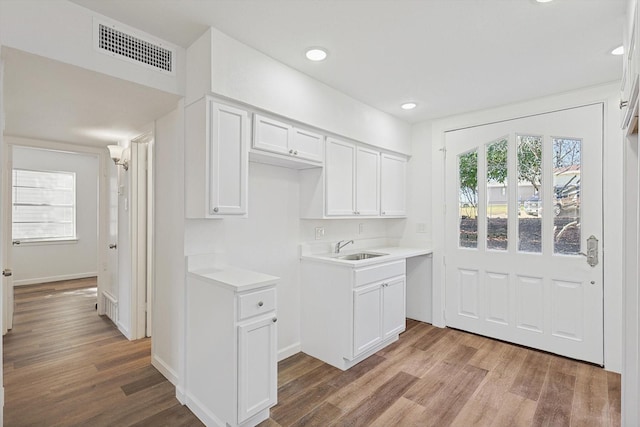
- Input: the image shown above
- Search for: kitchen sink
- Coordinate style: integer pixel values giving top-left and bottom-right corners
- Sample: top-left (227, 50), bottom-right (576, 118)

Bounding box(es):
top-left (337, 252), bottom-right (387, 261)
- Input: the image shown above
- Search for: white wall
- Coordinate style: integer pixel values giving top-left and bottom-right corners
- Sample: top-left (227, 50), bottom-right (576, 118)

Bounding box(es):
top-left (152, 103), bottom-right (185, 387)
top-left (0, 0), bottom-right (185, 96)
top-left (10, 142), bottom-right (98, 285)
top-left (424, 82), bottom-right (623, 372)
top-left (185, 163), bottom-right (302, 359)
top-left (394, 121), bottom-right (433, 247)
top-left (187, 28), bottom-right (412, 155)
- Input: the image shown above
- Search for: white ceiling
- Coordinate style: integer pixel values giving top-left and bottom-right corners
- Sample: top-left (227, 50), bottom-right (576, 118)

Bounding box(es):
top-left (2, 0), bottom-right (627, 148)
top-left (70, 0), bottom-right (626, 123)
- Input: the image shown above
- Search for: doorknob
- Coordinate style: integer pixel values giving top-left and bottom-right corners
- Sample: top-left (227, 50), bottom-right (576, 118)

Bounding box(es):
top-left (2, 269), bottom-right (12, 277)
top-left (579, 235), bottom-right (598, 267)
top-left (109, 244), bottom-right (117, 249)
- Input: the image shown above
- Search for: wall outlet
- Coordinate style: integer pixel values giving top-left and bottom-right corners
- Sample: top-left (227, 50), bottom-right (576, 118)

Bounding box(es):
top-left (315, 227), bottom-right (325, 240)
top-left (358, 223), bottom-right (365, 234)
top-left (417, 223), bottom-right (427, 233)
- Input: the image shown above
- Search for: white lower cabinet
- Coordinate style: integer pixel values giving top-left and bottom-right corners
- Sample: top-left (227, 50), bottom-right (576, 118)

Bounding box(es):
top-left (353, 275), bottom-right (406, 357)
top-left (185, 269), bottom-right (278, 427)
top-left (301, 259), bottom-right (406, 370)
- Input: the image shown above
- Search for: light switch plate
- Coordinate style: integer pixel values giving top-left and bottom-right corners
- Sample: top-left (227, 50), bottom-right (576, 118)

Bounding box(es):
top-left (417, 223), bottom-right (427, 233)
top-left (358, 223), bottom-right (365, 234)
top-left (315, 227), bottom-right (325, 240)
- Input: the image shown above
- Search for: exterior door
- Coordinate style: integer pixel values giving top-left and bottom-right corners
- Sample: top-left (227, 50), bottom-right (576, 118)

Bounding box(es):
top-left (445, 104), bottom-right (603, 364)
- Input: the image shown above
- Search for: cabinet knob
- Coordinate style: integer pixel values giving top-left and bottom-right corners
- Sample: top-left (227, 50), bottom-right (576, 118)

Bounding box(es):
top-left (213, 207), bottom-right (219, 213)
top-left (294, 150), bottom-right (298, 155)
top-left (381, 211), bottom-right (386, 215)
top-left (258, 301), bottom-right (264, 307)
top-left (289, 149), bottom-right (294, 154)
top-left (620, 100), bottom-right (629, 109)
top-left (272, 317), bottom-right (278, 323)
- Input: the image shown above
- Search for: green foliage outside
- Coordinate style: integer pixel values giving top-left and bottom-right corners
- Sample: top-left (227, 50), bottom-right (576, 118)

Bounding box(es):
top-left (458, 136), bottom-right (544, 210)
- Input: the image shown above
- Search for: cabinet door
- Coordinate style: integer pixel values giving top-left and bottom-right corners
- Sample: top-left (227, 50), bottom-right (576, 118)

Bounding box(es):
top-left (356, 147), bottom-right (380, 215)
top-left (353, 283), bottom-right (382, 357)
top-left (325, 138), bottom-right (356, 216)
top-left (292, 128), bottom-right (324, 163)
top-left (382, 276), bottom-right (406, 340)
top-left (210, 101), bottom-right (248, 215)
top-left (380, 153), bottom-right (407, 217)
top-left (238, 316), bottom-right (278, 423)
top-left (253, 115), bottom-right (292, 156)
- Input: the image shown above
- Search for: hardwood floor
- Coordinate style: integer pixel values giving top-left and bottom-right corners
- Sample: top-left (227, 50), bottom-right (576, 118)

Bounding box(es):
top-left (261, 320), bottom-right (621, 427)
top-left (4, 279), bottom-right (621, 426)
top-left (3, 278), bottom-right (202, 427)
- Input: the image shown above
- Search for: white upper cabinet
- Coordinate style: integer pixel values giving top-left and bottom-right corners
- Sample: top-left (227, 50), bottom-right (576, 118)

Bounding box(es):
top-left (253, 114), bottom-right (323, 164)
top-left (355, 146), bottom-right (380, 216)
top-left (301, 137), bottom-right (406, 219)
top-left (185, 97), bottom-right (248, 218)
top-left (325, 138), bottom-right (356, 216)
top-left (380, 153), bottom-right (407, 217)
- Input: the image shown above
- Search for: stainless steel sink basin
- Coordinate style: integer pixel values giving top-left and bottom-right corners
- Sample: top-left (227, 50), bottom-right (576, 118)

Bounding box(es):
top-left (337, 252), bottom-right (387, 261)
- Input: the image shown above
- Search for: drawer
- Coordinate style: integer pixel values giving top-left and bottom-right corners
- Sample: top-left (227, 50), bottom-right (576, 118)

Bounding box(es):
top-left (354, 260), bottom-right (405, 287)
top-left (238, 287), bottom-right (276, 320)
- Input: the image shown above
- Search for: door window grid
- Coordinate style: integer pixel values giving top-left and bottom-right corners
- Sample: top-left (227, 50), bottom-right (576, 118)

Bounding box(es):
top-left (458, 149), bottom-right (478, 248)
top-left (517, 135), bottom-right (543, 253)
top-left (12, 169), bottom-right (77, 241)
top-left (486, 137), bottom-right (508, 251)
top-left (552, 138), bottom-right (581, 255)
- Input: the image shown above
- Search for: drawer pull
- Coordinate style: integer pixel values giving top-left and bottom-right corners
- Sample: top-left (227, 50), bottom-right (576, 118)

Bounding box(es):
top-left (258, 301), bottom-right (264, 307)
top-left (273, 317), bottom-right (278, 323)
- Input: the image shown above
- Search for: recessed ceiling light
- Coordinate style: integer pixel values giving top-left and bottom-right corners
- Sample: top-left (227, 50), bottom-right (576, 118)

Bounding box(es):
top-left (305, 48), bottom-right (328, 61)
top-left (535, 0), bottom-right (553, 3)
top-left (401, 102), bottom-right (417, 110)
top-left (611, 45), bottom-right (624, 56)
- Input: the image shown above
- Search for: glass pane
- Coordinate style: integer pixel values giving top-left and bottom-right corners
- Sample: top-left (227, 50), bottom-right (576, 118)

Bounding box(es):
top-left (517, 135), bottom-right (543, 253)
top-left (459, 149), bottom-right (478, 248)
top-left (12, 169), bottom-right (76, 240)
top-left (486, 138), bottom-right (508, 250)
top-left (553, 138), bottom-right (581, 254)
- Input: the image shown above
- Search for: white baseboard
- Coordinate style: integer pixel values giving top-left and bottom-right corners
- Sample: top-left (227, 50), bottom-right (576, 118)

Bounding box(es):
top-left (278, 342), bottom-right (301, 361)
top-left (14, 272), bottom-right (97, 286)
top-left (116, 321), bottom-right (131, 340)
top-left (152, 353), bottom-right (179, 386)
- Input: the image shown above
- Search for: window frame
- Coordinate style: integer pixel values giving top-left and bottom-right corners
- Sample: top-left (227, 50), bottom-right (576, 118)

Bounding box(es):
top-left (12, 168), bottom-right (78, 244)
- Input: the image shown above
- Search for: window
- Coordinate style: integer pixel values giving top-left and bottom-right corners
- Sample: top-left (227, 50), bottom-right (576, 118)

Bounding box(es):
top-left (12, 169), bottom-right (76, 242)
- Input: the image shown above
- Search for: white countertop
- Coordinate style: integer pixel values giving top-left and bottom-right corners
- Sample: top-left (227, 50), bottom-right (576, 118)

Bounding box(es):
top-left (300, 245), bottom-right (433, 267)
top-left (187, 266), bottom-right (279, 292)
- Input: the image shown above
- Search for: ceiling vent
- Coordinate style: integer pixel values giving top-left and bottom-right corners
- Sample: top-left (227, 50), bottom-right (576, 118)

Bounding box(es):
top-left (94, 19), bottom-right (175, 75)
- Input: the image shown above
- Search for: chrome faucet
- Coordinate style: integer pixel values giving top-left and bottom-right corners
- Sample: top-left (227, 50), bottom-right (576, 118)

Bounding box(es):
top-left (335, 240), bottom-right (354, 253)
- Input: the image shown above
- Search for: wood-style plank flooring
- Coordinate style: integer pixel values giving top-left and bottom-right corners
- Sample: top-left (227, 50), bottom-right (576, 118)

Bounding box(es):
top-left (3, 278), bottom-right (202, 427)
top-left (4, 279), bottom-right (621, 426)
top-left (261, 320), bottom-right (621, 427)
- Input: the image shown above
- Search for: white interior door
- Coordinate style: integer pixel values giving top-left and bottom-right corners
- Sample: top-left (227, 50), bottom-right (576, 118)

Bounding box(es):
top-left (2, 144), bottom-right (12, 334)
top-left (445, 104), bottom-right (603, 364)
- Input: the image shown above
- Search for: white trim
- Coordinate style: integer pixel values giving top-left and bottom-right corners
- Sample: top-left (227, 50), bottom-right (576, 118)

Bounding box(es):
top-left (14, 272), bottom-right (97, 286)
top-left (12, 238), bottom-right (78, 246)
top-left (116, 320), bottom-right (131, 340)
top-left (277, 342), bottom-right (301, 361)
top-left (152, 353), bottom-right (179, 386)
top-left (430, 82), bottom-right (622, 371)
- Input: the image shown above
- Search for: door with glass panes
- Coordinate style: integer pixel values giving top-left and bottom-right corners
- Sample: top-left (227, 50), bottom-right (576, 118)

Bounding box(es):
top-left (445, 104), bottom-right (603, 364)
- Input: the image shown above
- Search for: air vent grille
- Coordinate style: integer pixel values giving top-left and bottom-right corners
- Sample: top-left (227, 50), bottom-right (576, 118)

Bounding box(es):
top-left (98, 24), bottom-right (173, 73)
